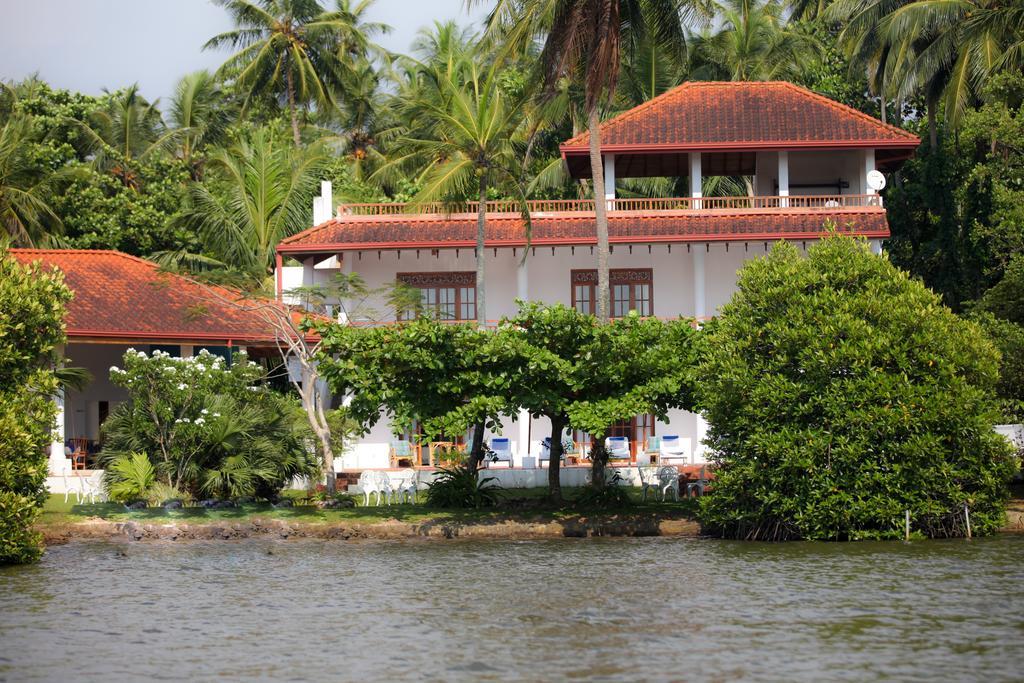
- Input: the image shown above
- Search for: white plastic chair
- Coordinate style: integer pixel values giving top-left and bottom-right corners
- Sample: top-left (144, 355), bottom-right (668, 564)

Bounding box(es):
top-left (358, 470), bottom-right (392, 506)
top-left (659, 435), bottom-right (691, 464)
top-left (606, 436), bottom-right (631, 460)
top-left (395, 469), bottom-right (419, 504)
top-left (488, 438), bottom-right (513, 467)
top-left (657, 466), bottom-right (681, 502)
top-left (80, 474), bottom-right (104, 504)
top-left (637, 465), bottom-right (662, 501)
top-left (687, 466), bottom-right (709, 498)
top-left (62, 471), bottom-right (84, 504)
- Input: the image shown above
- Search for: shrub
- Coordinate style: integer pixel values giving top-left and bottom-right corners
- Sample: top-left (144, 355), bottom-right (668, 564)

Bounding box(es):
top-left (698, 236), bottom-right (1018, 541)
top-left (100, 349), bottom-right (319, 500)
top-left (104, 452), bottom-right (156, 503)
top-left (0, 249), bottom-right (71, 564)
top-left (425, 462), bottom-right (502, 508)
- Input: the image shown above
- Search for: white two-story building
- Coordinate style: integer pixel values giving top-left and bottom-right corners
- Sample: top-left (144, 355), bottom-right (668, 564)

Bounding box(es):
top-left (276, 81), bottom-right (919, 471)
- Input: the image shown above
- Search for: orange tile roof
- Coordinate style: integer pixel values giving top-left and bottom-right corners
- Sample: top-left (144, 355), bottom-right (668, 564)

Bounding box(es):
top-left (278, 207), bottom-right (888, 255)
top-left (560, 82), bottom-right (919, 153)
top-left (9, 249), bottom-right (286, 345)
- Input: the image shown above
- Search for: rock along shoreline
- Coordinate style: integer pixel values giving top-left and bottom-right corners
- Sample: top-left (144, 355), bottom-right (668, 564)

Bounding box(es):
top-left (39, 515), bottom-right (703, 545)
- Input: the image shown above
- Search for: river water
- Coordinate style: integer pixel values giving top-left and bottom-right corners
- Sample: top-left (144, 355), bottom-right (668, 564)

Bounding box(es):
top-left (1, 536), bottom-right (1022, 682)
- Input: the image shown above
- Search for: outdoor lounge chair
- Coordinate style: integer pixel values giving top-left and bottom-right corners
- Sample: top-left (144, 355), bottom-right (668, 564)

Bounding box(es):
top-left (659, 435), bottom-right (691, 464)
top-left (389, 440), bottom-right (416, 468)
top-left (605, 436), bottom-right (631, 461)
top-left (487, 437), bottom-right (513, 467)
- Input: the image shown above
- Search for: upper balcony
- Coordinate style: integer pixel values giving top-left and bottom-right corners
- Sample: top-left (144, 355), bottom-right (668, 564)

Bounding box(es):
top-left (336, 194), bottom-right (883, 218)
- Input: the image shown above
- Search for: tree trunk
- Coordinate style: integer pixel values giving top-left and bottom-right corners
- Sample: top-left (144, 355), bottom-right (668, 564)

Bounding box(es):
top-left (466, 421), bottom-right (486, 476)
top-left (287, 68), bottom-right (301, 147)
top-left (880, 96), bottom-right (887, 125)
top-left (588, 107), bottom-right (610, 321)
top-left (476, 175), bottom-right (487, 329)
top-left (547, 413), bottom-right (567, 503)
top-left (300, 364), bottom-right (335, 493)
top-left (589, 439), bottom-right (609, 489)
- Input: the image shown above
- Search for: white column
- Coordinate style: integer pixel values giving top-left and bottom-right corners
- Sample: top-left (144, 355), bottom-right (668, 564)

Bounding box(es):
top-left (338, 253), bottom-right (352, 323)
top-left (870, 239), bottom-right (883, 256)
top-left (516, 256), bottom-right (531, 462)
top-left (694, 413), bottom-right (709, 464)
top-left (50, 389), bottom-right (68, 474)
top-left (603, 153), bottom-right (616, 209)
top-left (689, 152), bottom-right (702, 209)
top-left (863, 148), bottom-right (876, 196)
top-left (778, 150), bottom-right (789, 207)
top-left (692, 248), bottom-right (706, 320)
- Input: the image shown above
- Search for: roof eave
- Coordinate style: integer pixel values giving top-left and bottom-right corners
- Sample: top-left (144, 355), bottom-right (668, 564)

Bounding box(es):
top-left (559, 139), bottom-right (920, 156)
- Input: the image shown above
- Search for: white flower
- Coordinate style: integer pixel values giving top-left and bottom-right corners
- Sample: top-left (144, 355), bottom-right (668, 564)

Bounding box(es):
top-left (200, 409), bottom-right (209, 415)
top-left (109, 365), bottom-right (120, 373)
top-left (177, 383), bottom-right (188, 390)
top-left (195, 417), bottom-right (205, 425)
top-left (175, 418), bottom-right (183, 424)
top-left (213, 413), bottom-right (221, 418)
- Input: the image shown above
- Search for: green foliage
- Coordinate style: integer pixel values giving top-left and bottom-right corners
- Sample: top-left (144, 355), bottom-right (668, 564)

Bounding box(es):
top-left (0, 248), bottom-right (71, 563)
top-left (697, 236), bottom-right (1017, 541)
top-left (971, 312), bottom-right (1024, 422)
top-left (425, 462), bottom-right (502, 508)
top-left (104, 452), bottom-right (156, 503)
top-left (100, 348), bottom-right (318, 500)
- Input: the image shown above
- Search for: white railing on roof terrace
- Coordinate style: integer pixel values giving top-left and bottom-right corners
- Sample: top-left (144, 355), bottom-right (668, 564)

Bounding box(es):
top-left (337, 194), bottom-right (883, 216)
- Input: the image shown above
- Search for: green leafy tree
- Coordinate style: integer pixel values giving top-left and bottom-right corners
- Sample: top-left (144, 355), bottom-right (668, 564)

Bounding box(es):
top-left (317, 317), bottom-right (515, 476)
top-left (971, 312), bottom-right (1024, 422)
top-left (495, 302), bottom-right (698, 500)
top-left (0, 248), bottom-right (72, 564)
top-left (698, 235), bottom-right (1017, 540)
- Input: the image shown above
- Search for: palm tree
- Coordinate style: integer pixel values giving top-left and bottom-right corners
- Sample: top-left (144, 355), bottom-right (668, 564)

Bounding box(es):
top-left (205, 0), bottom-right (388, 146)
top-left (168, 70), bottom-right (234, 178)
top-left (376, 52), bottom-right (530, 329)
top-left (174, 128), bottom-right (329, 280)
top-left (78, 85), bottom-right (179, 188)
top-left (480, 0), bottom-right (703, 321)
top-left (0, 115), bottom-right (66, 246)
top-left (828, 0), bottom-right (1024, 145)
top-left (690, 0), bottom-right (821, 82)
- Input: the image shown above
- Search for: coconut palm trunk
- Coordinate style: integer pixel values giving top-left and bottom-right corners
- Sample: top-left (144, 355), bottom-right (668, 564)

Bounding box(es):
top-left (286, 67), bottom-right (301, 146)
top-left (476, 174), bottom-right (488, 328)
top-left (588, 107), bottom-right (611, 321)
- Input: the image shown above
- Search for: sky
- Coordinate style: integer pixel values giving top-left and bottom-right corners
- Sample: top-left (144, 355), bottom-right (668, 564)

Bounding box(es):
top-left (0, 0), bottom-right (490, 101)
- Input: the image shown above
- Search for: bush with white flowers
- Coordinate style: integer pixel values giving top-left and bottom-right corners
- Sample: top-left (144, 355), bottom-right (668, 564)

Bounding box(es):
top-left (101, 349), bottom-right (318, 501)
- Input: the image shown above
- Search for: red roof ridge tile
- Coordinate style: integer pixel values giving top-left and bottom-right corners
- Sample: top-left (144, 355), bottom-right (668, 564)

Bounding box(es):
top-left (774, 81), bottom-right (917, 142)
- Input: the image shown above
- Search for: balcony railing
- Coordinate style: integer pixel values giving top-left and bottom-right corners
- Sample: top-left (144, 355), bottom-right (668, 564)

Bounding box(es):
top-left (337, 194), bottom-right (883, 217)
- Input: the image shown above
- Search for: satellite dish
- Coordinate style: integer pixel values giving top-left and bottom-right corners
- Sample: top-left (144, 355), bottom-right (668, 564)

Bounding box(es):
top-left (866, 170), bottom-right (886, 192)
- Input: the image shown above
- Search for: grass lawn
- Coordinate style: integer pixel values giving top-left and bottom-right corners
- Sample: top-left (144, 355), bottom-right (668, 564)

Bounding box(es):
top-left (38, 487), bottom-right (698, 529)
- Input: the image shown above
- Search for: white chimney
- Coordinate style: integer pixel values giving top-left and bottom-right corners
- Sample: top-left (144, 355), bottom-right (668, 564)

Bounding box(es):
top-left (311, 181), bottom-right (334, 225)
top-left (321, 180), bottom-right (333, 218)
